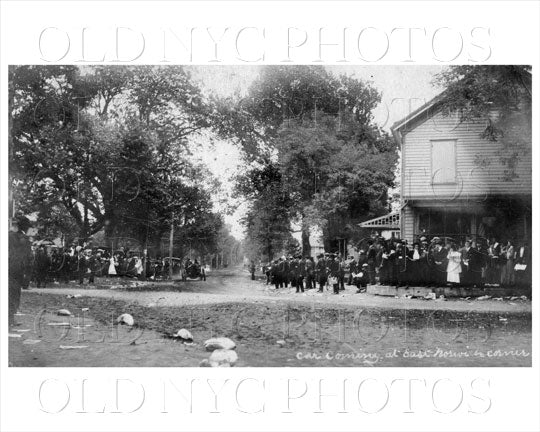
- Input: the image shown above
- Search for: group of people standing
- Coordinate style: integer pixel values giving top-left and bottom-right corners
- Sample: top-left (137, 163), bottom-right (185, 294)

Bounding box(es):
top-left (29, 245), bottom-right (143, 287)
top-left (260, 235), bottom-right (531, 293)
top-left (27, 243), bottom-right (210, 287)
top-left (23, 244), bottom-right (200, 288)
top-left (368, 235), bottom-right (531, 288)
top-left (265, 254), bottom-right (369, 295)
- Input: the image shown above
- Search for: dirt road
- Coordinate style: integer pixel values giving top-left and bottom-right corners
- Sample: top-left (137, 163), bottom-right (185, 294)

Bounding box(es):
top-left (9, 268), bottom-right (532, 367)
top-left (23, 268), bottom-right (532, 313)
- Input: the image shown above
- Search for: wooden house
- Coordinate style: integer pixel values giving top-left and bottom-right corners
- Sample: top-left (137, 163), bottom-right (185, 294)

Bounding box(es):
top-left (391, 93), bottom-right (532, 245)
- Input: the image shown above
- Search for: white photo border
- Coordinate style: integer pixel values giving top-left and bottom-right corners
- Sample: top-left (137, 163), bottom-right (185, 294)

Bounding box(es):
top-left (1, 1), bottom-right (539, 431)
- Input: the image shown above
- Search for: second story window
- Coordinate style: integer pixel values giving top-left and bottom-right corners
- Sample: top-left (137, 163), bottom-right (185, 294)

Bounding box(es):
top-left (431, 139), bottom-right (456, 184)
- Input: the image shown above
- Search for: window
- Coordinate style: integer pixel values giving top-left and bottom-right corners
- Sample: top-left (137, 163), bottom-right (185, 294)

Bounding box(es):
top-left (431, 139), bottom-right (456, 184)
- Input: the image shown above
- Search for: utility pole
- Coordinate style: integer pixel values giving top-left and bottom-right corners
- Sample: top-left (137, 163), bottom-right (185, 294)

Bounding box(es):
top-left (143, 220), bottom-right (149, 280)
top-left (169, 211), bottom-right (174, 279)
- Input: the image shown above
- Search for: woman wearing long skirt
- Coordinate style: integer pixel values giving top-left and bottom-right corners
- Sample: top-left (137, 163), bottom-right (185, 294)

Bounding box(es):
top-left (108, 256), bottom-right (117, 276)
top-left (446, 244), bottom-right (462, 285)
top-left (500, 240), bottom-right (516, 286)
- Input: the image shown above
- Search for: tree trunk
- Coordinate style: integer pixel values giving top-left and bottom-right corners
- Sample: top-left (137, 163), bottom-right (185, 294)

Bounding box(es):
top-left (301, 215), bottom-right (311, 257)
top-left (266, 242), bottom-right (273, 262)
top-left (322, 226), bottom-right (331, 253)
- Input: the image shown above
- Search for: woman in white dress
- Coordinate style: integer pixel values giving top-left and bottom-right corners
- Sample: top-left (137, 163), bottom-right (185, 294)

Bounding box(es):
top-left (135, 257), bottom-right (144, 276)
top-left (446, 243), bottom-right (462, 284)
top-left (108, 256), bottom-right (117, 276)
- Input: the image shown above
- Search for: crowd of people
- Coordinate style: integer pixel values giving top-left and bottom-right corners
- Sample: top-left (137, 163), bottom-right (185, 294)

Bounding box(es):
top-left (20, 243), bottom-right (206, 288)
top-left (8, 217), bottom-right (211, 326)
top-left (262, 235), bottom-right (531, 294)
top-left (8, 214), bottom-right (531, 329)
top-left (264, 254), bottom-right (369, 295)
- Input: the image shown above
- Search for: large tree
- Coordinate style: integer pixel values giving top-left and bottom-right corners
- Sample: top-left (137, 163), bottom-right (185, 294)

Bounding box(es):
top-left (9, 65), bottom-right (224, 247)
top-left (237, 66), bottom-right (398, 255)
top-left (236, 162), bottom-right (294, 260)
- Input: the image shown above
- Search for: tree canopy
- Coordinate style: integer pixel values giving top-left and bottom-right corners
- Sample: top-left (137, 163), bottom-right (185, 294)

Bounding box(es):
top-left (9, 65), bottom-right (235, 259)
top-left (236, 66), bottom-right (398, 257)
top-left (433, 65), bottom-right (532, 180)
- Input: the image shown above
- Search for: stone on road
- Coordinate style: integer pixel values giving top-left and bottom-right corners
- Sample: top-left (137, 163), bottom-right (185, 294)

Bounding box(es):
top-left (204, 337), bottom-right (236, 351)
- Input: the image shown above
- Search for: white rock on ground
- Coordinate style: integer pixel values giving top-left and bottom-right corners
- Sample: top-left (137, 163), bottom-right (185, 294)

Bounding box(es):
top-left (174, 328), bottom-right (193, 341)
top-left (208, 349), bottom-right (238, 366)
top-left (57, 309), bottom-right (72, 316)
top-left (117, 313), bottom-right (135, 326)
top-left (204, 337), bottom-right (236, 351)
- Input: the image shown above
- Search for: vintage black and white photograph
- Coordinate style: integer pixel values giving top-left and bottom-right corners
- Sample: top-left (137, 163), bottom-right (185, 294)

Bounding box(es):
top-left (8, 64), bottom-right (532, 367)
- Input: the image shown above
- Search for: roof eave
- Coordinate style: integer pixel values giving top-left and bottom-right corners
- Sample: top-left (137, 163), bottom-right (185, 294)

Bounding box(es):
top-left (390, 90), bottom-right (447, 135)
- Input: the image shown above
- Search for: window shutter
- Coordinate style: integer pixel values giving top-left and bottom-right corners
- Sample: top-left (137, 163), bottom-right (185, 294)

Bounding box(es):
top-left (431, 140), bottom-right (456, 183)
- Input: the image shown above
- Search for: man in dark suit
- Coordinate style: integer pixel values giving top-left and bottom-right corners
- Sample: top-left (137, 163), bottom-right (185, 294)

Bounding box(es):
top-left (288, 256), bottom-right (298, 289)
top-left (327, 253), bottom-right (340, 294)
top-left (295, 256), bottom-right (306, 293)
top-left (280, 257), bottom-right (290, 288)
top-left (468, 241), bottom-right (486, 287)
top-left (394, 242), bottom-right (407, 287)
top-left (354, 263), bottom-right (370, 293)
top-left (9, 217), bottom-right (33, 326)
top-left (338, 254), bottom-right (346, 290)
top-left (77, 250), bottom-right (88, 285)
top-left (249, 260), bottom-right (256, 280)
top-left (366, 241), bottom-right (378, 284)
top-left (486, 237), bottom-right (502, 284)
top-left (460, 240), bottom-right (473, 286)
top-left (347, 255), bottom-right (358, 285)
top-left (271, 259), bottom-right (281, 289)
top-left (34, 245), bottom-right (50, 288)
top-left (59, 248), bottom-right (72, 283)
top-left (315, 254), bottom-right (327, 292)
top-left (515, 241), bottom-right (531, 287)
top-left (305, 257), bottom-right (315, 289)
top-left (430, 238), bottom-right (448, 286)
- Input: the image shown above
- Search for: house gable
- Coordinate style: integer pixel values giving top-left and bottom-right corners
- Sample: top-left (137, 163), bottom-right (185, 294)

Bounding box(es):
top-left (395, 107), bottom-right (531, 200)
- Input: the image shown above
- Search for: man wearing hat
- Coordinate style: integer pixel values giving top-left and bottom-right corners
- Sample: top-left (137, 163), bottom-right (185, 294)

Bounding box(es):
top-left (293, 256), bottom-right (305, 293)
top-left (353, 263), bottom-right (370, 293)
top-left (337, 254), bottom-right (346, 290)
top-left (278, 256), bottom-right (289, 288)
top-left (430, 237), bottom-right (448, 286)
top-left (249, 260), bottom-right (256, 281)
top-left (315, 254), bottom-right (327, 292)
top-left (289, 256), bottom-right (298, 289)
top-left (327, 253), bottom-right (340, 294)
top-left (271, 259), bottom-right (281, 289)
top-left (305, 256), bottom-right (315, 289)
top-left (347, 255), bottom-right (358, 286)
top-left (78, 249), bottom-right (96, 285)
top-left (264, 261), bottom-right (272, 285)
top-left (366, 240), bottom-right (378, 285)
top-left (34, 245), bottom-right (50, 288)
top-left (9, 217), bottom-right (33, 326)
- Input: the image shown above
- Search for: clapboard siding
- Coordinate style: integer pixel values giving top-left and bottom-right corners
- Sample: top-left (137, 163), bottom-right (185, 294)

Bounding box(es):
top-left (401, 110), bottom-right (532, 199)
top-left (401, 205), bottom-right (415, 244)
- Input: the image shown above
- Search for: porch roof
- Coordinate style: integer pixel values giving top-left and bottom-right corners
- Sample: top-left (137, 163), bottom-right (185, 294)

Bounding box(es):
top-left (359, 212), bottom-right (400, 230)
